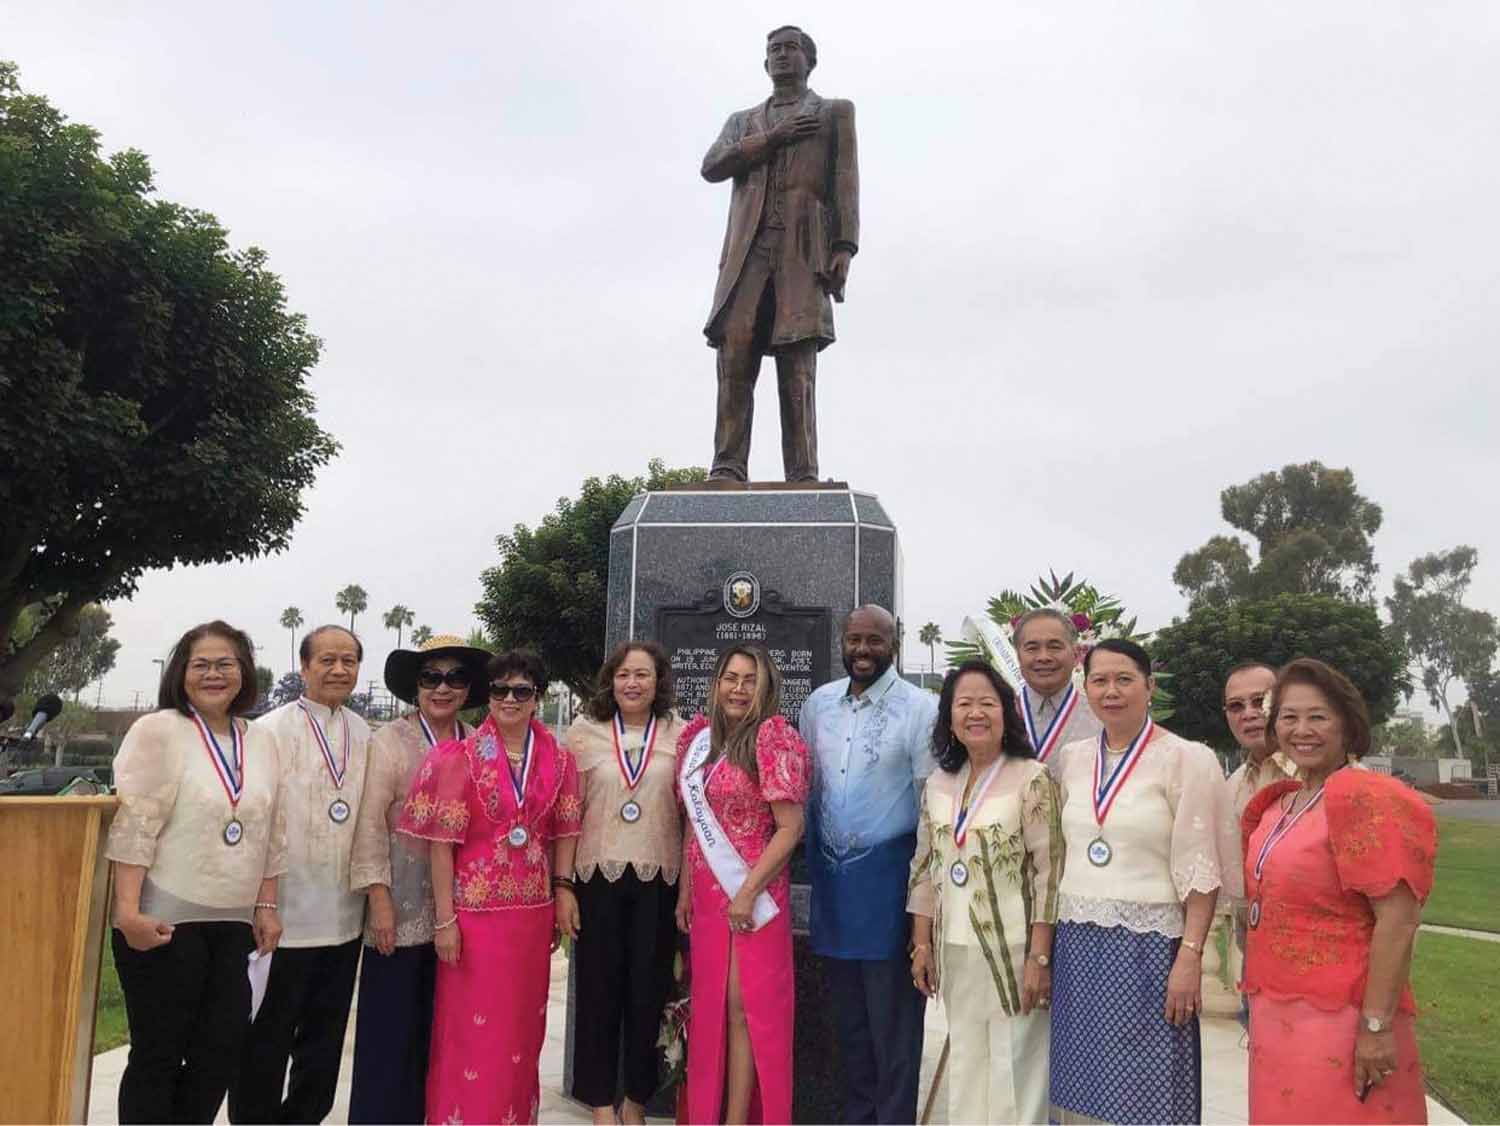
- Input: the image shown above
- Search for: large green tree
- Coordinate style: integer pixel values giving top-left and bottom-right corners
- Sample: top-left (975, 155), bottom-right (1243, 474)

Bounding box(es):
top-left (1152, 594), bottom-right (1407, 748)
top-left (0, 63), bottom-right (335, 696)
top-left (475, 459), bottom-right (705, 698)
top-left (1172, 462), bottom-right (1383, 611)
top-left (21, 602), bottom-right (120, 701)
top-left (1385, 546), bottom-right (1499, 759)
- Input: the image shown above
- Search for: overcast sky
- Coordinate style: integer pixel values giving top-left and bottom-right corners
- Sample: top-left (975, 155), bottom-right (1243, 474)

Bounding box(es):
top-left (9, 2), bottom-right (1498, 712)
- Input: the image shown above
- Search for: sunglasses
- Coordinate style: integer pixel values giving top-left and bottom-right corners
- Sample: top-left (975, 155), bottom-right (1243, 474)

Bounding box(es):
top-left (1223, 694), bottom-right (1267, 717)
top-left (488, 683), bottom-right (537, 702)
top-left (418, 668), bottom-right (473, 690)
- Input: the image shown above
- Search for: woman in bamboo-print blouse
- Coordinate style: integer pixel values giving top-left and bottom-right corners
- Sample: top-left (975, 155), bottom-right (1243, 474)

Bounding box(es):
top-left (908, 659), bottom-right (1062, 1124)
top-left (1243, 658), bottom-right (1436, 1124)
top-left (104, 620), bottom-right (286, 1125)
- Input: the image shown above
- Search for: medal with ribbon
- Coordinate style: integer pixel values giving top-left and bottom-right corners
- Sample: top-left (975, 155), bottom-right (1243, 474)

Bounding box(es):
top-left (504, 725), bottom-right (536, 848)
top-left (1088, 717), bottom-right (1155, 867)
top-left (299, 699), bottom-right (352, 824)
top-left (948, 758), bottom-right (1004, 887)
top-left (418, 713), bottom-right (465, 748)
top-left (1021, 682), bottom-right (1079, 763)
top-left (191, 707), bottom-right (245, 846)
top-left (1248, 785), bottom-right (1326, 928)
top-left (613, 712), bottom-right (657, 824)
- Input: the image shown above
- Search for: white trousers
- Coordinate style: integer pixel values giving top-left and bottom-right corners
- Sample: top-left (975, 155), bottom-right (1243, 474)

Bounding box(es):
top-left (943, 945), bottom-right (1051, 1125)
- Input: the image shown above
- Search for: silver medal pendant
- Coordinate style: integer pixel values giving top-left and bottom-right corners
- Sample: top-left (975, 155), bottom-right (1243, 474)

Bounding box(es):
top-left (507, 825), bottom-right (530, 848)
top-left (223, 818), bottom-right (244, 846)
top-left (949, 859), bottom-right (970, 887)
top-left (1248, 898), bottom-right (1262, 929)
top-left (328, 798), bottom-right (351, 824)
top-left (1086, 837), bottom-right (1113, 867)
top-left (620, 800), bottom-right (642, 824)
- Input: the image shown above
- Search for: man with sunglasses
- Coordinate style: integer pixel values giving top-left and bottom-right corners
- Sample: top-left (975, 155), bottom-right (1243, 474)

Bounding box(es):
top-left (1222, 661), bottom-right (1297, 822)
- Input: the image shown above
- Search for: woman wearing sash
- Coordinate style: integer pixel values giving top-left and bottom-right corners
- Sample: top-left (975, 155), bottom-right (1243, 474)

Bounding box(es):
top-left (908, 660), bottom-right (1062, 1124)
top-left (1048, 639), bottom-right (1237, 1124)
top-left (104, 621), bottom-right (286, 1124)
top-left (563, 641), bottom-right (686, 1125)
top-left (675, 644), bottom-right (810, 1125)
top-left (1242, 659), bottom-right (1434, 1124)
top-left (396, 649), bottom-right (582, 1126)
top-left (347, 633), bottom-right (489, 1123)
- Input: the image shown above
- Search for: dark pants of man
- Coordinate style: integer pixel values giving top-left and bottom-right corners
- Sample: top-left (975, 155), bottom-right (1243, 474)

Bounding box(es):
top-left (348, 942), bottom-right (437, 1124)
top-left (112, 921), bottom-right (255, 1124)
top-left (229, 937), bottom-right (362, 1124)
top-left (711, 231), bottom-right (819, 482)
top-left (824, 956), bottom-right (926, 1125)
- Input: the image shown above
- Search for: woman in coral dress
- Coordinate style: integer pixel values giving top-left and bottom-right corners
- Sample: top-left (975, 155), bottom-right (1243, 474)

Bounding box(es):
top-left (1243, 658), bottom-right (1436, 1124)
top-left (397, 649), bottom-right (581, 1126)
top-left (676, 643), bottom-right (810, 1125)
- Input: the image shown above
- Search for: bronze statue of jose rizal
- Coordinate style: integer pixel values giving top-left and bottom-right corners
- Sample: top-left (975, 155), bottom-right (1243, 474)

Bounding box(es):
top-left (702, 25), bottom-right (859, 482)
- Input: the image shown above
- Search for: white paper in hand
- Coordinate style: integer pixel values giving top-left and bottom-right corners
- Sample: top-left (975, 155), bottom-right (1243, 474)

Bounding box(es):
top-left (247, 949), bottom-right (273, 1021)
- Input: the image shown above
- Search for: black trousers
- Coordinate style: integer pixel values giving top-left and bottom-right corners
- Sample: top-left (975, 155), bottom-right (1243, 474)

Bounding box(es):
top-left (569, 868), bottom-right (677, 1107)
top-left (348, 942), bottom-right (436, 1124)
top-left (824, 955), bottom-right (927, 1125)
top-left (229, 938), bottom-right (362, 1124)
top-left (112, 921), bottom-right (256, 1124)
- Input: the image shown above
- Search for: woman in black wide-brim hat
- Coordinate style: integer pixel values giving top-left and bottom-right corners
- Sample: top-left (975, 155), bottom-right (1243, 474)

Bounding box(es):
top-left (347, 633), bottom-right (490, 1124)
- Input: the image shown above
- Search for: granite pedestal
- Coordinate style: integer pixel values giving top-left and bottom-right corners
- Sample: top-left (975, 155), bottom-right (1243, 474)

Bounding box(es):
top-left (563, 482), bottom-right (903, 1123)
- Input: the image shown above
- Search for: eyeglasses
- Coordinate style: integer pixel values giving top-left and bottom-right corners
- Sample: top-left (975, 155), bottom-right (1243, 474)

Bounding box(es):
top-left (1223, 694), bottom-right (1267, 717)
top-left (489, 683), bottom-right (537, 702)
top-left (188, 659), bottom-right (239, 676)
top-left (718, 673), bottom-right (758, 691)
top-left (418, 668), bottom-right (473, 690)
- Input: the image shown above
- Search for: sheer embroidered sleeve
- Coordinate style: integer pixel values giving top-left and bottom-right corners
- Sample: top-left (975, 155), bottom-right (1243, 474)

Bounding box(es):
top-left (1325, 769), bottom-right (1437, 903)
top-left (105, 711), bottom-right (185, 868)
top-left (261, 729), bottom-right (289, 880)
top-left (349, 726), bottom-right (402, 889)
top-left (551, 749), bottom-right (582, 839)
top-left (756, 715), bottom-right (810, 806)
top-left (1167, 736), bottom-right (1233, 900)
top-left (396, 741), bottom-right (470, 844)
top-left (1020, 762), bottom-right (1065, 923)
top-left (907, 783), bottom-right (936, 918)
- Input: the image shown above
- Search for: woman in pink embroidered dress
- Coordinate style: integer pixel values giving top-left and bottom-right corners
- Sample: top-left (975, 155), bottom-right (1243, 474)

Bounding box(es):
top-left (397, 649), bottom-right (581, 1126)
top-left (676, 643), bottom-right (809, 1125)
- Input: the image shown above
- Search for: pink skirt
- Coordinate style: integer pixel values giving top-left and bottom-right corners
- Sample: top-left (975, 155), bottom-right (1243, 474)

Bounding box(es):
top-left (683, 880), bottom-right (794, 1125)
top-left (426, 905), bottom-right (553, 1126)
top-left (1248, 995), bottom-right (1426, 1124)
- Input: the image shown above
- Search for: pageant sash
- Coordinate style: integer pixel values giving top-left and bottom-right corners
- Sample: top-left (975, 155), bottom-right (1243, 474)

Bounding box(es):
top-left (1020, 682), bottom-right (1079, 763)
top-left (1093, 717), bottom-right (1155, 826)
top-left (680, 728), bottom-right (779, 929)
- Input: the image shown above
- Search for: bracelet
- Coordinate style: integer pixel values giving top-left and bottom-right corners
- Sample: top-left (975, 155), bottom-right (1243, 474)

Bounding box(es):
top-left (552, 876), bottom-right (576, 890)
top-left (254, 901), bottom-right (278, 911)
top-left (1180, 937), bottom-right (1203, 954)
top-left (434, 914), bottom-right (458, 931)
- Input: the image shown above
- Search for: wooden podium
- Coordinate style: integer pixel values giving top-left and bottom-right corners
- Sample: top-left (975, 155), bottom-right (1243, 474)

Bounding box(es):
top-left (0, 796), bottom-right (118, 1124)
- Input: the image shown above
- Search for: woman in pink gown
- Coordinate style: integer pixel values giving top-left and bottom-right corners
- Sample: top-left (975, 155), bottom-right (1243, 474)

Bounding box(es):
top-left (397, 649), bottom-right (581, 1126)
top-left (676, 643), bottom-right (810, 1125)
top-left (1242, 658), bottom-right (1436, 1125)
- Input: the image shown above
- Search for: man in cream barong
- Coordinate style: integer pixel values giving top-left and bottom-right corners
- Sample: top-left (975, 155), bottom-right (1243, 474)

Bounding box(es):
top-left (230, 625), bottom-right (372, 1124)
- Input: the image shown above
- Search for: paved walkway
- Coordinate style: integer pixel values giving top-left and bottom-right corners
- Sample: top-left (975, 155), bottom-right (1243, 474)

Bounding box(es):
top-left (1423, 922), bottom-right (1500, 943)
top-left (88, 951), bottom-right (1464, 1125)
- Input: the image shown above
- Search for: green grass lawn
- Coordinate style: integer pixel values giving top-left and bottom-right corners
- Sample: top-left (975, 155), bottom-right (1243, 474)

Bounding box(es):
top-left (1413, 931), bottom-right (1500, 1124)
top-left (95, 939), bottom-right (128, 1053)
top-left (1427, 815), bottom-right (1500, 932)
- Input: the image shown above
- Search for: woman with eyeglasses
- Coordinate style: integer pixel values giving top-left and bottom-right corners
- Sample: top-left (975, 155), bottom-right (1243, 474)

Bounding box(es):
top-left (103, 621), bottom-right (286, 1124)
top-left (562, 641), bottom-right (686, 1125)
top-left (397, 648), bottom-right (581, 1126)
top-left (347, 633), bottom-right (490, 1123)
top-left (675, 644), bottom-right (809, 1125)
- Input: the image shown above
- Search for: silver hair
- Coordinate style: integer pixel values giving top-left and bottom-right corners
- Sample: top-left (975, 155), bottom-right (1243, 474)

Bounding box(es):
top-left (1012, 608), bottom-right (1078, 645)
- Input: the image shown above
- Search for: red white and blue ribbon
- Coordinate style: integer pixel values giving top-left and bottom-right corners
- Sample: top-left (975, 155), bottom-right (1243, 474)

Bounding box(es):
top-left (298, 699), bottom-right (349, 789)
top-left (1253, 786), bottom-right (1326, 880)
top-left (1020, 683), bottom-right (1079, 763)
top-left (190, 707), bottom-right (243, 808)
top-left (952, 758), bottom-right (1005, 847)
top-left (613, 712), bottom-right (657, 791)
top-left (506, 726), bottom-right (536, 812)
top-left (1092, 717), bottom-right (1155, 826)
top-left (417, 713), bottom-right (466, 748)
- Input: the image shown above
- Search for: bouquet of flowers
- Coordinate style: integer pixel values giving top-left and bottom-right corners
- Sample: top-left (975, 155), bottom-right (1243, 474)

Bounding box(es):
top-left (656, 951), bottom-right (690, 1096)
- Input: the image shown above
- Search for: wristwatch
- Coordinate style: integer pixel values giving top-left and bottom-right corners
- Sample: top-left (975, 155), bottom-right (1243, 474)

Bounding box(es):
top-left (1362, 1013), bottom-right (1389, 1033)
top-left (1029, 952), bottom-right (1050, 967)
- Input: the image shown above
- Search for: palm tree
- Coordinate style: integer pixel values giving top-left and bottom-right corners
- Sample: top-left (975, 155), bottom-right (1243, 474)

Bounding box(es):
top-left (335, 584), bottom-right (369, 632)
top-left (410, 624), bottom-right (433, 648)
top-left (383, 604), bottom-right (415, 650)
top-left (279, 606), bottom-right (303, 671)
top-left (918, 622), bottom-right (943, 674)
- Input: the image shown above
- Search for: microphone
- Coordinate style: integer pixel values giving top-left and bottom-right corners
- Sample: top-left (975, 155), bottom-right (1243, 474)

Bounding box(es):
top-left (22, 694), bottom-right (63, 741)
top-left (0, 700), bottom-right (13, 725)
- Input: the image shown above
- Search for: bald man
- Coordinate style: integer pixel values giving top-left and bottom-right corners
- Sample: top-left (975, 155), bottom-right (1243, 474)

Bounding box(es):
top-left (799, 605), bottom-right (936, 1124)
